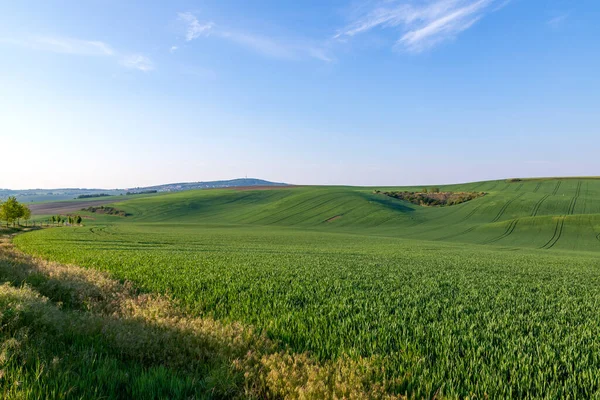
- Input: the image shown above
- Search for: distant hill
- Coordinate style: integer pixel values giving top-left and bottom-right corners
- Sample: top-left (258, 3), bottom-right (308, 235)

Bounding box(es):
top-left (0, 178), bottom-right (288, 203)
top-left (128, 178), bottom-right (289, 193)
top-left (0, 188), bottom-right (124, 203)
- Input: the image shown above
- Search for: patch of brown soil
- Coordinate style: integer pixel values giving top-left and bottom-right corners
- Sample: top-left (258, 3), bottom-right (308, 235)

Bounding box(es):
top-left (29, 199), bottom-right (118, 215)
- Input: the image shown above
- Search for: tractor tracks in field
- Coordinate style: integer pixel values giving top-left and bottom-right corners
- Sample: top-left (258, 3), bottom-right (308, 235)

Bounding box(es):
top-left (538, 182), bottom-right (581, 250)
top-left (471, 181), bottom-right (485, 191)
top-left (552, 181), bottom-right (562, 195)
top-left (533, 182), bottom-right (541, 193)
top-left (492, 193), bottom-right (524, 223)
top-left (439, 192), bottom-right (523, 243)
top-left (482, 219), bottom-right (519, 245)
top-left (433, 201), bottom-right (491, 241)
top-left (537, 181), bottom-right (580, 250)
top-left (268, 196), bottom-right (357, 225)
top-left (531, 195), bottom-right (549, 217)
top-left (567, 182), bottom-right (582, 215)
top-left (436, 226), bottom-right (477, 242)
top-left (90, 226), bottom-right (108, 235)
top-left (485, 181), bottom-right (500, 192)
top-left (540, 217), bottom-right (566, 250)
top-left (582, 182), bottom-right (589, 214)
top-left (398, 200), bottom-right (480, 237)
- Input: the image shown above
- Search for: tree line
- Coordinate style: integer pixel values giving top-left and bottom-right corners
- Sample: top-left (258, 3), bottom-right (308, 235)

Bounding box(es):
top-left (1, 196), bottom-right (84, 228)
top-left (50, 215), bottom-right (82, 225)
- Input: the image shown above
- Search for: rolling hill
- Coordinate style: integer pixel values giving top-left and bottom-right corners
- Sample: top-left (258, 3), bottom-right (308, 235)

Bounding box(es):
top-left (9, 177), bottom-right (600, 398)
top-left (80, 177), bottom-right (600, 252)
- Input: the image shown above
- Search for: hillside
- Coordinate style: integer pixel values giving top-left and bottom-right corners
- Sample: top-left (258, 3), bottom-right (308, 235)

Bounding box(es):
top-left (96, 178), bottom-right (600, 252)
top-left (9, 177), bottom-right (600, 398)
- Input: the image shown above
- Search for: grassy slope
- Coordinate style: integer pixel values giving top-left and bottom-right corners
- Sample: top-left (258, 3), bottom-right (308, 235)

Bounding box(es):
top-left (10, 178), bottom-right (600, 397)
top-left (106, 178), bottom-right (600, 252)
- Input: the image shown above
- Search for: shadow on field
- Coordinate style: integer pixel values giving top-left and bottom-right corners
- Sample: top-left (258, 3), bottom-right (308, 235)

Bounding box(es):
top-left (0, 234), bottom-right (404, 399)
top-left (360, 192), bottom-right (416, 213)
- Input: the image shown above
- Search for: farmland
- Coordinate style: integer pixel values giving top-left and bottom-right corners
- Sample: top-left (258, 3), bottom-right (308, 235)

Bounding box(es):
top-left (7, 178), bottom-right (600, 398)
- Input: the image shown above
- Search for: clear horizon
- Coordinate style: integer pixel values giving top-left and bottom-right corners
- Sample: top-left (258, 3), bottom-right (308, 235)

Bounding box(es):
top-left (2, 1), bottom-right (599, 190)
top-left (5, 175), bottom-right (600, 192)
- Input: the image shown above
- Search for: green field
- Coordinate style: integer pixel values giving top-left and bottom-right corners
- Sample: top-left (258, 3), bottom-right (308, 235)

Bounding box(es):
top-left (10, 178), bottom-right (600, 398)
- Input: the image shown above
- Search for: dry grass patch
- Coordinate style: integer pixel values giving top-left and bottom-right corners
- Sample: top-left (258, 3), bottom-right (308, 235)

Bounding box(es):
top-left (0, 234), bottom-right (405, 399)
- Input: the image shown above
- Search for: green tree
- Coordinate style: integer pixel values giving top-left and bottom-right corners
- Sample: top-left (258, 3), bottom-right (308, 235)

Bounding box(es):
top-left (0, 197), bottom-right (23, 227)
top-left (76, 215), bottom-right (82, 225)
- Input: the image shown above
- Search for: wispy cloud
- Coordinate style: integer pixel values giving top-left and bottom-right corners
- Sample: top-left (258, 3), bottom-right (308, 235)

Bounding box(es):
top-left (335, 0), bottom-right (506, 52)
top-left (36, 36), bottom-right (115, 55)
top-left (121, 54), bottom-right (154, 72)
top-left (1, 35), bottom-right (153, 72)
top-left (2, 36), bottom-right (114, 56)
top-left (547, 13), bottom-right (569, 28)
top-left (178, 12), bottom-right (214, 41)
top-left (175, 11), bottom-right (332, 62)
top-left (220, 31), bottom-right (332, 62)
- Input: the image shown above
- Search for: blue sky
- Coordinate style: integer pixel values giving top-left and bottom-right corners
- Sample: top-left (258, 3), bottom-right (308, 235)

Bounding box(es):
top-left (1, 0), bottom-right (599, 189)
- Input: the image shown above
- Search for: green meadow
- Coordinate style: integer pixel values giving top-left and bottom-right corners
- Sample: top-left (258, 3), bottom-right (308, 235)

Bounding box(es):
top-left (8, 178), bottom-right (600, 398)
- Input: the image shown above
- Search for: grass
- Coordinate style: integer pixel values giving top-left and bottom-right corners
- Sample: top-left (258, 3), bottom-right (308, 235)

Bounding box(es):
top-left (6, 178), bottom-right (600, 398)
top-left (0, 236), bottom-right (395, 399)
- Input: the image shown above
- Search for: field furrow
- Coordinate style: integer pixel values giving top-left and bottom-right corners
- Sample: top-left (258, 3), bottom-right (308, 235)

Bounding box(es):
top-left (492, 193), bottom-right (524, 222)
top-left (541, 217), bottom-right (566, 249)
top-left (483, 219), bottom-right (519, 244)
top-left (552, 181), bottom-right (562, 195)
top-left (531, 195), bottom-right (550, 217)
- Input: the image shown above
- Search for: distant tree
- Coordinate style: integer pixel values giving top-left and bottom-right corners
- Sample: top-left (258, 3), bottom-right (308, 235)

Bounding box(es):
top-left (430, 187), bottom-right (440, 193)
top-left (51, 215), bottom-right (56, 225)
top-left (21, 205), bottom-right (31, 226)
top-left (422, 188), bottom-right (428, 193)
top-left (76, 215), bottom-right (82, 225)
